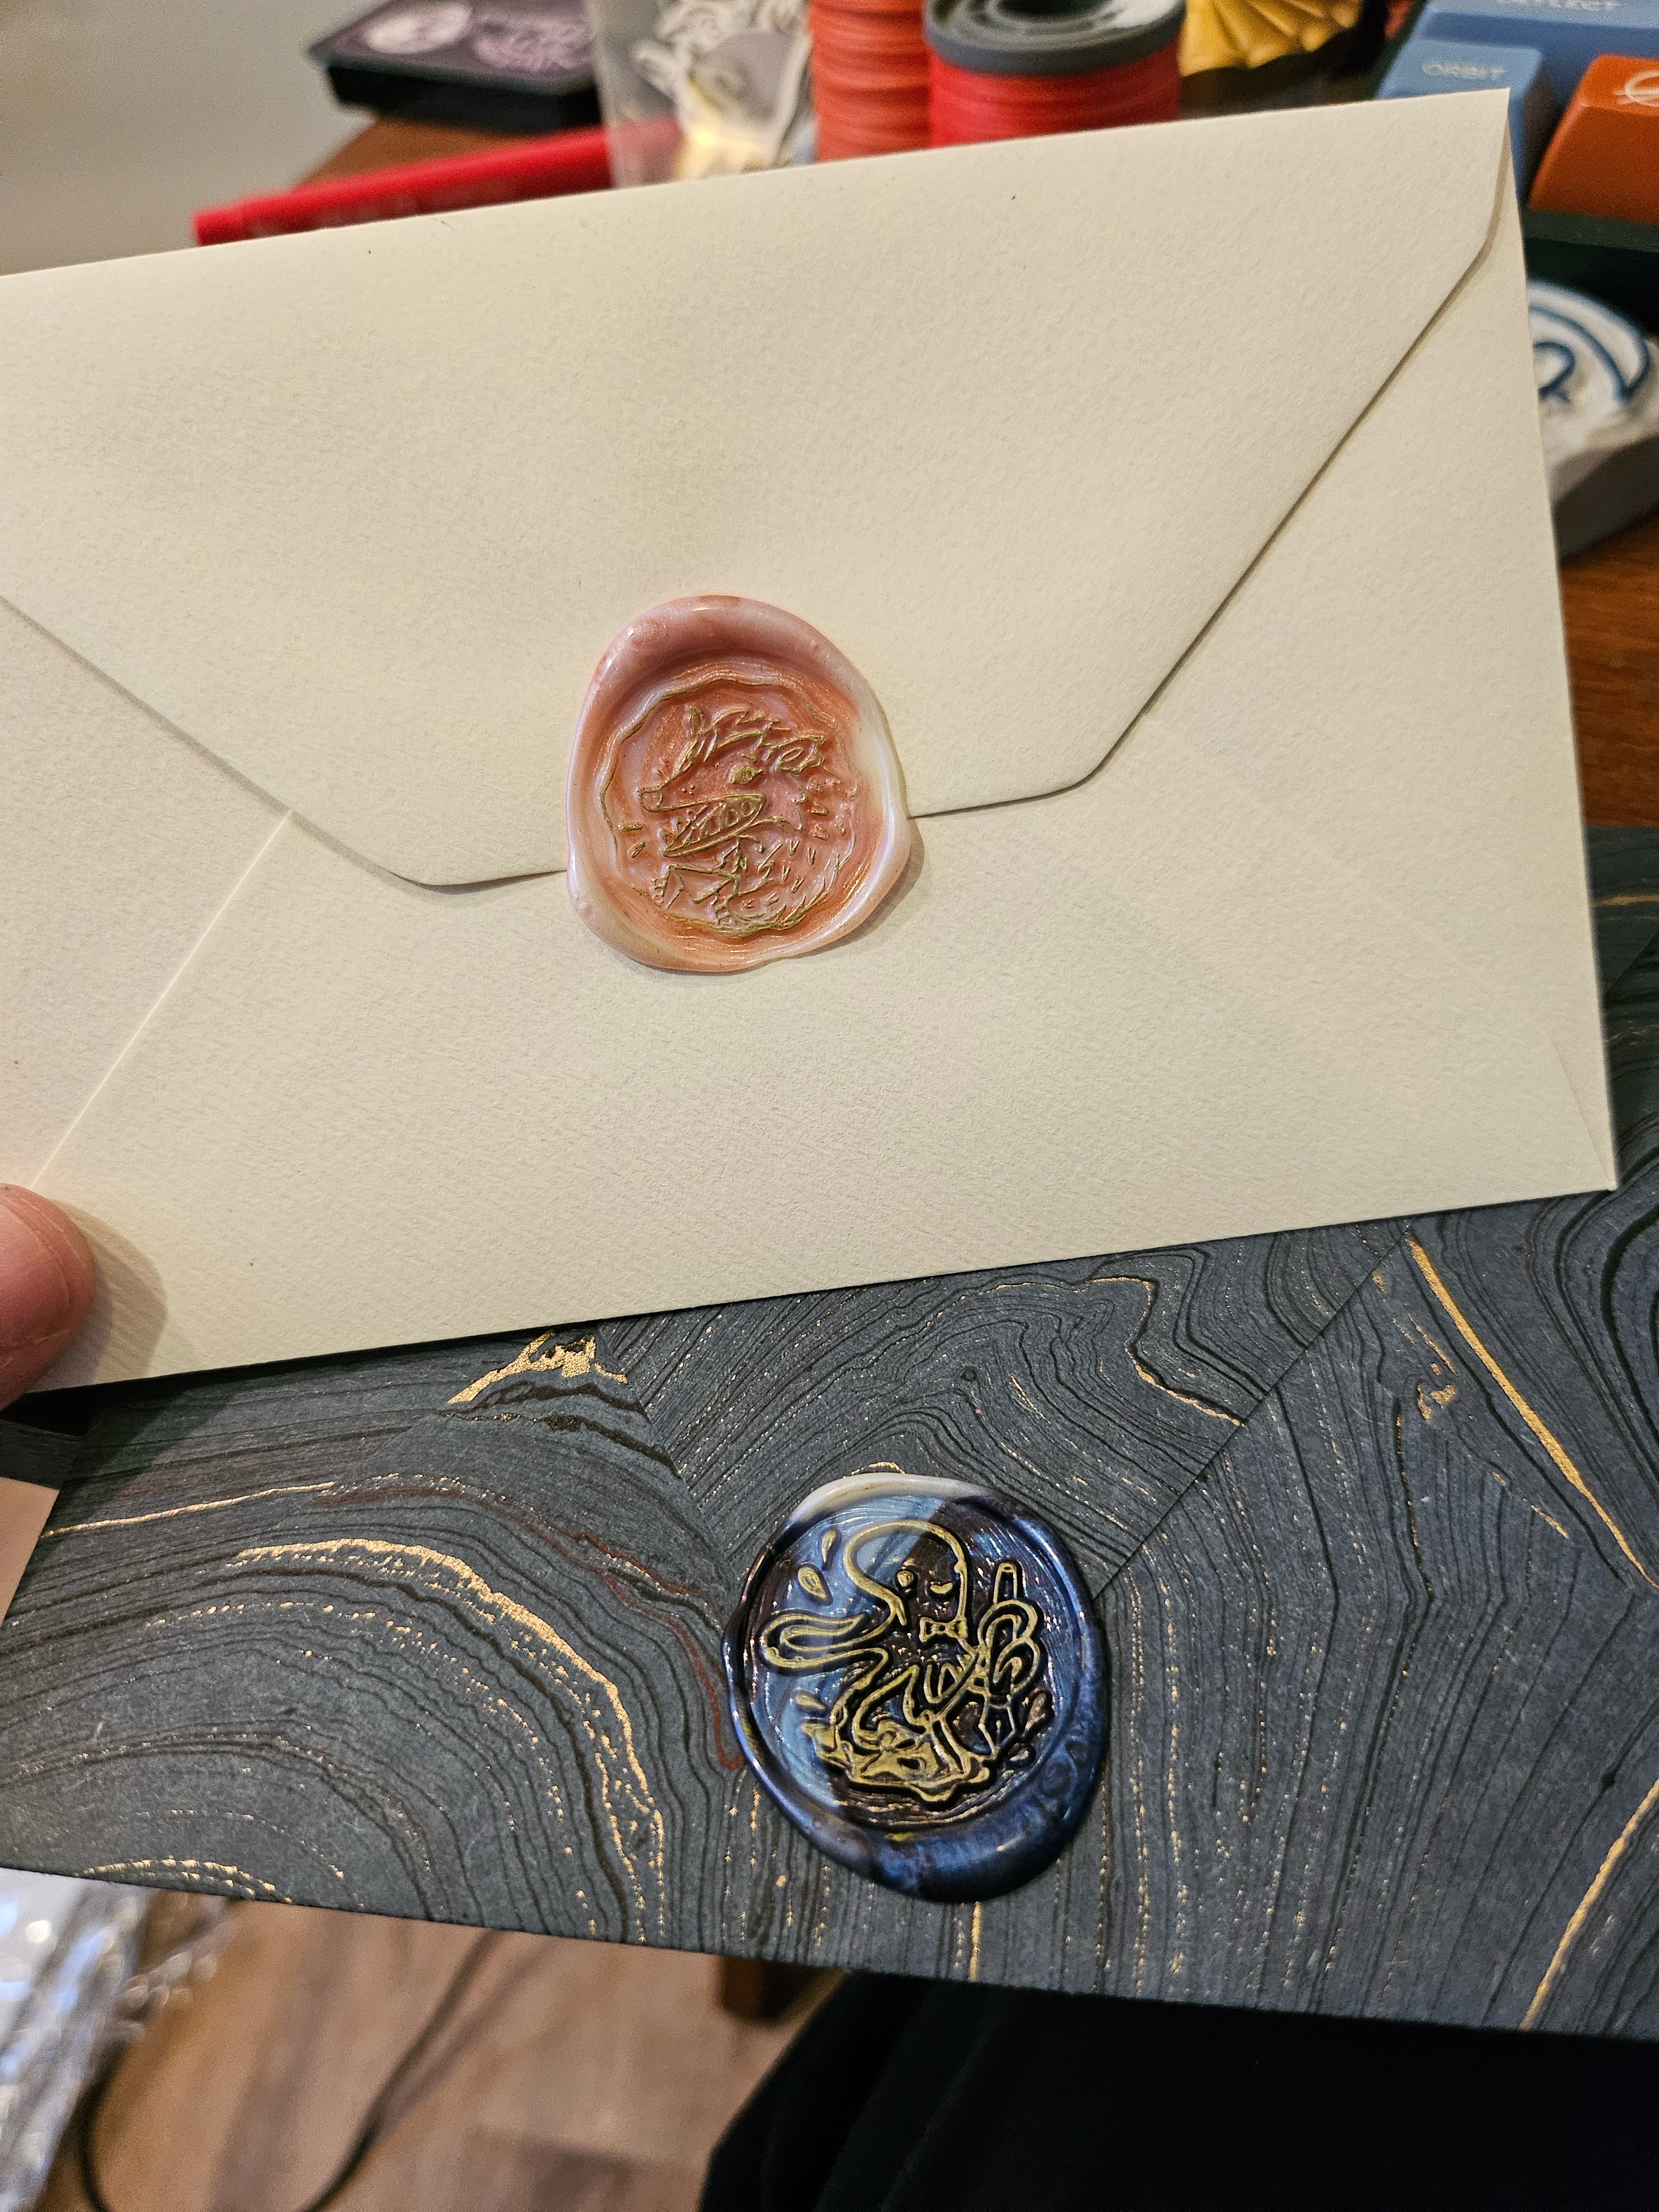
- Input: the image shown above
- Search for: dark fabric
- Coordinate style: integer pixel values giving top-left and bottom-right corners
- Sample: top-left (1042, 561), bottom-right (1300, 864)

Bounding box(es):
top-left (702, 1975), bottom-right (1657, 2212)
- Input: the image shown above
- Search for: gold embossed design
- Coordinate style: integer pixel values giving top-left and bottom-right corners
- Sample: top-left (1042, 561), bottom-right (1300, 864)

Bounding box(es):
top-left (599, 672), bottom-right (865, 943)
top-left (758, 1522), bottom-right (1050, 1811)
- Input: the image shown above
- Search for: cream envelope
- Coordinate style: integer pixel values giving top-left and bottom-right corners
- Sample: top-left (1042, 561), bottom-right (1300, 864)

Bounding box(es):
top-left (0, 91), bottom-right (1614, 1390)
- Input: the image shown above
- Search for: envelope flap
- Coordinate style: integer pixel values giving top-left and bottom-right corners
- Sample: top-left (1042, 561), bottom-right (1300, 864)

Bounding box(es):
top-left (0, 96), bottom-right (1509, 888)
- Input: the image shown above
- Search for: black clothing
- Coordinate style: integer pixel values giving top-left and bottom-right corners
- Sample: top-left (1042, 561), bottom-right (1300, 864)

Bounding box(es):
top-left (702, 1971), bottom-right (1656, 2211)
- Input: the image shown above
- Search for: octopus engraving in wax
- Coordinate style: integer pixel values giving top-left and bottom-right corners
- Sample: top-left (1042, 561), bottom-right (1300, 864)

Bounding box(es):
top-left (566, 598), bottom-right (911, 973)
top-left (598, 665), bottom-right (872, 946)
top-left (724, 1473), bottom-right (1109, 1897)
top-left (758, 1518), bottom-right (1052, 1817)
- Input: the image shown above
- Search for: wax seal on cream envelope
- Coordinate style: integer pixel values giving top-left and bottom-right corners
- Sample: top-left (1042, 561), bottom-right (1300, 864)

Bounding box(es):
top-left (566, 598), bottom-right (911, 972)
top-left (724, 1472), bottom-right (1109, 1899)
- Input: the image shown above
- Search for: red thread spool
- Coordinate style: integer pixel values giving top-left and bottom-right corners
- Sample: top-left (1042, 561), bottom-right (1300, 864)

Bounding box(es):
top-left (929, 41), bottom-right (1178, 138)
top-left (925, 0), bottom-right (1183, 146)
top-left (811, 0), bottom-right (932, 158)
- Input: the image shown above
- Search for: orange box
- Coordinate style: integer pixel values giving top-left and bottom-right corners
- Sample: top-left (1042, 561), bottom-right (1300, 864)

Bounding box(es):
top-left (1530, 54), bottom-right (1659, 226)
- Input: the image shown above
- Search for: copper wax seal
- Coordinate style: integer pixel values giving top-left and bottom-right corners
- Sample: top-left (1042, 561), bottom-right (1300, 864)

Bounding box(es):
top-left (566, 598), bottom-right (911, 973)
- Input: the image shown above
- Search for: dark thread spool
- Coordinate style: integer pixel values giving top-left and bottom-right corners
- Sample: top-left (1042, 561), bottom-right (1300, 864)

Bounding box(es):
top-left (925, 0), bottom-right (1184, 145)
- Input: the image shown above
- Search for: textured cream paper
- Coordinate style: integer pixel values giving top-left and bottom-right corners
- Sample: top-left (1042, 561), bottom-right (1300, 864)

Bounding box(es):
top-left (0, 599), bottom-right (283, 1186)
top-left (2, 97), bottom-right (1496, 885)
top-left (0, 93), bottom-right (1614, 1387)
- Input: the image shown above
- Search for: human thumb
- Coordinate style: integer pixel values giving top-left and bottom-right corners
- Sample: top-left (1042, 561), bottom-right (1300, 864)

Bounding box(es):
top-left (0, 1188), bottom-right (96, 1410)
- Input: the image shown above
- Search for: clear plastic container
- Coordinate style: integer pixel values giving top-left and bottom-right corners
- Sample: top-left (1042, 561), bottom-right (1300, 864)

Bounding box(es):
top-left (0, 1872), bottom-right (145, 2211)
top-left (589, 0), bottom-right (815, 182)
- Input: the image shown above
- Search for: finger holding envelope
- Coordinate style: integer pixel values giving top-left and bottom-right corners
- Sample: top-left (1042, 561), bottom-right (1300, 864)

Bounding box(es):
top-left (0, 1187), bottom-right (95, 1410)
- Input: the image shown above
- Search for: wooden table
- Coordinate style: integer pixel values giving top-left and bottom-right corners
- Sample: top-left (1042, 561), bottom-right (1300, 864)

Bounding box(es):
top-left (302, 118), bottom-right (531, 182)
top-left (1565, 506), bottom-right (1659, 823)
top-left (3, 134), bottom-right (1658, 2044)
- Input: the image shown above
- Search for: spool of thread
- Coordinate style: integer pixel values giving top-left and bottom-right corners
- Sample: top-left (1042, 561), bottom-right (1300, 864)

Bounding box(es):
top-left (925, 0), bottom-right (1184, 144)
top-left (812, 0), bottom-right (932, 158)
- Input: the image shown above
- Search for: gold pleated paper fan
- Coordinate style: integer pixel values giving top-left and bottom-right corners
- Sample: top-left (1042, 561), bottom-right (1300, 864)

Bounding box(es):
top-left (1179, 0), bottom-right (1358, 72)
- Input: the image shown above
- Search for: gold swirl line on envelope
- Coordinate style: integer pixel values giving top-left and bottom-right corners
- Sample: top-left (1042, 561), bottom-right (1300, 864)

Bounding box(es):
top-left (80, 1855), bottom-right (294, 1901)
top-left (1087, 1274), bottom-right (1243, 1427)
top-left (448, 1333), bottom-right (628, 1406)
top-left (233, 1534), bottom-right (666, 1925)
top-left (1405, 1232), bottom-right (1659, 1591)
top-left (1521, 1768), bottom-right (1659, 2030)
top-left (36, 1478), bottom-right (340, 1540)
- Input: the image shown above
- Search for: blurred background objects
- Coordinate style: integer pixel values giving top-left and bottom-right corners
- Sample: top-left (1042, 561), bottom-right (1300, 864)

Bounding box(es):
top-left (0, 1873), bottom-right (205, 2212)
top-left (1, 0), bottom-right (359, 274)
top-left (2, 1882), bottom-right (811, 2212)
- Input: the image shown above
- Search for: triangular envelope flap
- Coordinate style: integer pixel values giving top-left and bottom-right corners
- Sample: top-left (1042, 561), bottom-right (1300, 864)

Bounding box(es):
top-left (0, 95), bottom-right (1506, 888)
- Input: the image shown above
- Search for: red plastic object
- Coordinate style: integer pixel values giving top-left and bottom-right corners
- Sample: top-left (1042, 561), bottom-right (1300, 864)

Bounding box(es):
top-left (1529, 55), bottom-right (1659, 228)
top-left (928, 39), bottom-right (1179, 144)
top-left (194, 128), bottom-right (613, 244)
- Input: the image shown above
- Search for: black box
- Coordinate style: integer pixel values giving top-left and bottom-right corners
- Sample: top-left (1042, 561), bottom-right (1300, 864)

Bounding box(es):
top-left (1523, 210), bottom-right (1659, 339)
top-left (310, 0), bottom-right (601, 134)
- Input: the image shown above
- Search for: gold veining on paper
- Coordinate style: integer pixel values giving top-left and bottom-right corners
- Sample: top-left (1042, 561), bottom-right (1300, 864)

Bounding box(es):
top-left (449, 1333), bottom-right (628, 1406)
top-left (233, 1533), bottom-right (665, 1923)
top-left (1405, 1233), bottom-right (1658, 1590)
top-left (84, 1856), bottom-right (290, 1901)
top-left (38, 1478), bottom-right (340, 1540)
top-left (1088, 1275), bottom-right (1241, 1426)
top-left (1521, 1770), bottom-right (1659, 2030)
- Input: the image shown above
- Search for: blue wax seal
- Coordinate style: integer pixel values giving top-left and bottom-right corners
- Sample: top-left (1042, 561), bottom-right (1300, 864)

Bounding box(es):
top-left (724, 1470), bottom-right (1109, 1901)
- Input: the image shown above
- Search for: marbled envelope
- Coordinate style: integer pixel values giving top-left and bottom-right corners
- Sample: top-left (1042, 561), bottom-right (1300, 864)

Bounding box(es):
top-left (0, 834), bottom-right (1653, 2033)
top-left (2, 92), bottom-right (1611, 1386)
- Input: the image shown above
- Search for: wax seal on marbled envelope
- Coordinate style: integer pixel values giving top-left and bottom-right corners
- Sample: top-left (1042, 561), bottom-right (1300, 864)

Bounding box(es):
top-left (566, 597), bottom-right (911, 972)
top-left (724, 1471), bottom-right (1108, 1900)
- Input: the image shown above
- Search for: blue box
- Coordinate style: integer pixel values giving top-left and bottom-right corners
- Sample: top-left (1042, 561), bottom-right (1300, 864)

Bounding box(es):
top-left (1379, 37), bottom-right (1558, 186)
top-left (1405, 0), bottom-right (1659, 102)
